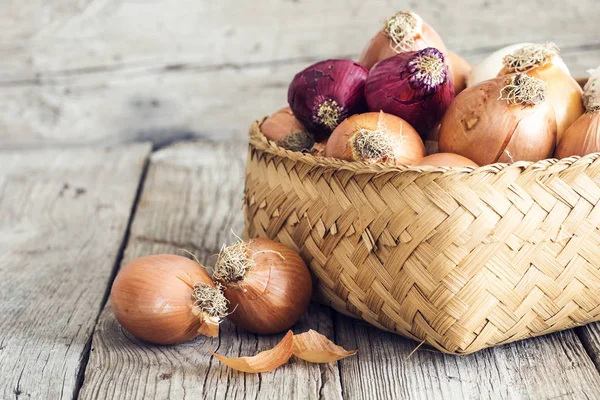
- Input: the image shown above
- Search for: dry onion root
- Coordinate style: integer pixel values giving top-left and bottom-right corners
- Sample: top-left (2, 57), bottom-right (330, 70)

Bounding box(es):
top-left (439, 73), bottom-right (556, 165)
top-left (213, 238), bottom-right (313, 335)
top-left (110, 255), bottom-right (228, 344)
top-left (358, 11), bottom-right (447, 71)
top-left (260, 107), bottom-right (315, 152)
top-left (498, 42), bottom-right (583, 142)
top-left (326, 112), bottom-right (425, 165)
top-left (555, 66), bottom-right (600, 158)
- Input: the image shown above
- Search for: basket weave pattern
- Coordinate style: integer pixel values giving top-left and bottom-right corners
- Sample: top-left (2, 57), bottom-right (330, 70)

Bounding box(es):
top-left (244, 121), bottom-right (600, 354)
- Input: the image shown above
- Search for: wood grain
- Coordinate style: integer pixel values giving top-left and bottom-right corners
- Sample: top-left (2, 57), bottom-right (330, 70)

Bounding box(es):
top-left (0, 144), bottom-right (150, 399)
top-left (78, 141), bottom-right (343, 399)
top-left (0, 0), bottom-right (598, 148)
top-left (335, 314), bottom-right (600, 399)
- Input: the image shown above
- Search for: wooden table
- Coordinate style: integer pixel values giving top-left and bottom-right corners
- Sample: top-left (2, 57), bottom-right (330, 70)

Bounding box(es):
top-left (2, 1), bottom-right (600, 399)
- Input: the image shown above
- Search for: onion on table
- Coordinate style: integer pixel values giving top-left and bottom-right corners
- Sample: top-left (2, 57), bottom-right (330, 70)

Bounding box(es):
top-left (555, 66), bottom-right (600, 158)
top-left (439, 73), bottom-right (556, 166)
top-left (498, 43), bottom-right (583, 142)
top-left (213, 238), bottom-right (312, 335)
top-left (110, 255), bottom-right (228, 345)
top-left (326, 112), bottom-right (426, 165)
top-left (364, 47), bottom-right (455, 137)
top-left (261, 107), bottom-right (315, 152)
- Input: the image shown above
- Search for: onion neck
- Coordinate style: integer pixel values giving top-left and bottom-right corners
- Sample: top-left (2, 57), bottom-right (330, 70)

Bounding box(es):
top-left (407, 48), bottom-right (448, 93)
top-left (384, 11), bottom-right (421, 53)
top-left (314, 99), bottom-right (343, 131)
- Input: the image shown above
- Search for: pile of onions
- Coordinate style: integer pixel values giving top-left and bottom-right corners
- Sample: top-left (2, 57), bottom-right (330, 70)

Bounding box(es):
top-left (555, 66), bottom-right (600, 158)
top-left (213, 238), bottom-right (313, 334)
top-left (325, 112), bottom-right (425, 165)
top-left (111, 255), bottom-right (228, 345)
top-left (439, 73), bottom-right (556, 165)
top-left (498, 43), bottom-right (583, 142)
top-left (358, 11), bottom-right (447, 70)
top-left (261, 107), bottom-right (315, 152)
top-left (364, 47), bottom-right (455, 137)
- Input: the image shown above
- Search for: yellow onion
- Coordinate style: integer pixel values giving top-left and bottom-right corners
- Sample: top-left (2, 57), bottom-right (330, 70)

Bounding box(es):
top-left (498, 43), bottom-right (583, 142)
top-left (111, 255), bottom-right (227, 344)
top-left (213, 238), bottom-right (312, 335)
top-left (448, 51), bottom-right (471, 94)
top-left (414, 153), bottom-right (478, 167)
top-left (467, 42), bottom-right (533, 87)
top-left (260, 107), bottom-right (315, 152)
top-left (326, 112), bottom-right (425, 165)
top-left (358, 11), bottom-right (447, 71)
top-left (555, 66), bottom-right (600, 158)
top-left (439, 74), bottom-right (556, 165)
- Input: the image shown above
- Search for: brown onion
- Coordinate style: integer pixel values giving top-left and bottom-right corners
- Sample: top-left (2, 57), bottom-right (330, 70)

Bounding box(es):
top-left (111, 255), bottom-right (227, 344)
top-left (261, 107), bottom-right (315, 152)
top-left (498, 43), bottom-right (583, 143)
top-left (213, 239), bottom-right (312, 335)
top-left (448, 51), bottom-right (470, 94)
top-left (414, 153), bottom-right (478, 167)
top-left (325, 112), bottom-right (425, 165)
top-left (555, 67), bottom-right (600, 158)
top-left (358, 11), bottom-right (447, 71)
top-left (439, 74), bottom-right (556, 165)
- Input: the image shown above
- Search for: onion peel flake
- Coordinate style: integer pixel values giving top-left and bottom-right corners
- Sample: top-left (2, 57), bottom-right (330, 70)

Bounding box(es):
top-left (292, 329), bottom-right (357, 363)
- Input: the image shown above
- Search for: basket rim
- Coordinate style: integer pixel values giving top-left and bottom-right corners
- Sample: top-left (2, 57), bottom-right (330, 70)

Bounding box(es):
top-left (249, 118), bottom-right (600, 176)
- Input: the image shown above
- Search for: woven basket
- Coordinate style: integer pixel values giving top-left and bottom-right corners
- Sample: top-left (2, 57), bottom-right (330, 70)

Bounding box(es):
top-left (243, 117), bottom-right (600, 354)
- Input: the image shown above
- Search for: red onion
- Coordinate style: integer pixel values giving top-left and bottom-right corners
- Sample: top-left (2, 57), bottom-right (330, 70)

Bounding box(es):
top-left (288, 59), bottom-right (368, 141)
top-left (365, 47), bottom-right (454, 137)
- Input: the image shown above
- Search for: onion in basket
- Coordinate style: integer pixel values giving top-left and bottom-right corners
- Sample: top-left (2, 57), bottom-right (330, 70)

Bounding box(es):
top-left (358, 10), bottom-right (447, 71)
top-left (439, 74), bottom-right (556, 165)
top-left (467, 42), bottom-right (532, 87)
top-left (213, 238), bottom-right (312, 335)
top-left (110, 255), bottom-right (228, 344)
top-left (414, 153), bottom-right (478, 167)
top-left (555, 66), bottom-right (600, 158)
top-left (498, 43), bottom-right (583, 142)
top-left (448, 51), bottom-right (471, 94)
top-left (261, 107), bottom-right (315, 152)
top-left (326, 112), bottom-right (426, 165)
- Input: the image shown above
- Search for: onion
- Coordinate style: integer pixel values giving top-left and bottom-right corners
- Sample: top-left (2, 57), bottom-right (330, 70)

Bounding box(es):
top-left (325, 112), bottom-right (425, 165)
top-left (448, 51), bottom-right (471, 94)
top-left (555, 66), bottom-right (600, 158)
top-left (213, 238), bottom-right (312, 335)
top-left (310, 140), bottom-right (327, 157)
top-left (467, 42), bottom-right (533, 87)
top-left (365, 47), bottom-right (454, 137)
top-left (414, 153), bottom-right (478, 167)
top-left (288, 59), bottom-right (368, 141)
top-left (498, 43), bottom-right (583, 142)
top-left (358, 11), bottom-right (447, 71)
top-left (110, 255), bottom-right (228, 344)
top-left (439, 74), bottom-right (556, 165)
top-left (261, 107), bottom-right (315, 152)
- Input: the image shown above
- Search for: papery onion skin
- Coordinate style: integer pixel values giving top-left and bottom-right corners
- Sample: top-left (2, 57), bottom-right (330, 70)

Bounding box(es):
top-left (260, 107), bottom-right (315, 152)
top-left (555, 112), bottom-right (600, 158)
top-left (414, 153), bottom-right (478, 167)
top-left (288, 59), bottom-right (368, 141)
top-left (325, 112), bottom-right (425, 165)
top-left (358, 11), bottom-right (447, 71)
top-left (448, 51), bottom-right (470, 94)
top-left (365, 48), bottom-right (454, 137)
top-left (216, 239), bottom-right (312, 335)
top-left (111, 255), bottom-right (220, 345)
top-left (439, 75), bottom-right (556, 166)
top-left (467, 42), bottom-right (532, 87)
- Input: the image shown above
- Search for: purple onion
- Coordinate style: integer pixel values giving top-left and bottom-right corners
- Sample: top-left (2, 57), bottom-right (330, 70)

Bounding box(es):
top-left (288, 59), bottom-right (368, 141)
top-left (365, 47), bottom-right (455, 137)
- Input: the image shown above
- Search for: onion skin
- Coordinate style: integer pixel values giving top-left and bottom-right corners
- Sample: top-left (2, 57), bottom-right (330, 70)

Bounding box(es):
top-left (221, 239), bottom-right (312, 335)
top-left (358, 12), bottom-right (447, 71)
top-left (448, 51), bottom-right (470, 94)
top-left (555, 112), bottom-right (600, 158)
top-left (438, 76), bottom-right (556, 166)
top-left (365, 48), bottom-right (455, 137)
top-left (288, 59), bottom-right (368, 141)
top-left (111, 255), bottom-right (217, 345)
top-left (326, 112), bottom-right (425, 165)
top-left (414, 153), bottom-right (478, 167)
top-left (467, 42), bottom-right (532, 87)
top-left (260, 107), bottom-right (315, 152)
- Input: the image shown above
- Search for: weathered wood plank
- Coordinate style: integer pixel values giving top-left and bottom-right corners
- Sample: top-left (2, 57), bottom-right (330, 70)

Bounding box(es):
top-left (335, 314), bottom-right (600, 399)
top-left (0, 0), bottom-right (599, 148)
top-left (79, 141), bottom-right (343, 400)
top-left (577, 324), bottom-right (600, 371)
top-left (0, 144), bottom-right (151, 399)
